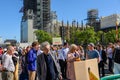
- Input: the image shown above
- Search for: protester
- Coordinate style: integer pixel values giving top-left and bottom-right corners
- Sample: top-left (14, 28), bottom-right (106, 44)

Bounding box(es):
top-left (50, 45), bottom-right (56, 53)
top-left (102, 46), bottom-right (107, 64)
top-left (77, 45), bottom-right (85, 60)
top-left (86, 43), bottom-right (100, 62)
top-left (27, 41), bottom-right (39, 80)
top-left (96, 44), bottom-right (107, 77)
top-left (50, 45), bottom-right (59, 60)
top-left (37, 41), bottom-right (62, 80)
top-left (26, 46), bottom-right (31, 64)
top-left (2, 48), bottom-right (7, 64)
top-left (107, 43), bottom-right (114, 73)
top-left (3, 48), bottom-right (7, 53)
top-left (57, 45), bottom-right (65, 79)
top-left (62, 42), bottom-right (69, 79)
top-left (37, 45), bottom-right (43, 56)
top-left (2, 46), bottom-right (15, 80)
top-left (113, 40), bottom-right (120, 74)
top-left (19, 48), bottom-right (29, 80)
top-left (13, 45), bottom-right (19, 80)
top-left (18, 47), bottom-right (23, 57)
top-left (0, 47), bottom-right (3, 60)
top-left (66, 44), bottom-right (80, 80)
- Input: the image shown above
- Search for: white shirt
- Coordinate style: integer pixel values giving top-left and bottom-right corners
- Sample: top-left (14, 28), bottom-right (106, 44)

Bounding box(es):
top-left (37, 50), bottom-right (43, 56)
top-left (107, 48), bottom-right (113, 58)
top-left (62, 48), bottom-right (69, 59)
top-left (2, 53), bottom-right (15, 72)
top-left (58, 49), bottom-right (65, 60)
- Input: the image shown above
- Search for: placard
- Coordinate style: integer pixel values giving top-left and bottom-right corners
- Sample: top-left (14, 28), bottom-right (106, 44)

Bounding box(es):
top-left (52, 37), bottom-right (62, 45)
top-left (73, 59), bottom-right (99, 80)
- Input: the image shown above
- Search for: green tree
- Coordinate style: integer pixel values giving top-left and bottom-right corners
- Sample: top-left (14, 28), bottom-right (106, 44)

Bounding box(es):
top-left (34, 30), bottom-right (52, 43)
top-left (69, 26), bottom-right (76, 43)
top-left (96, 31), bottom-right (104, 44)
top-left (104, 30), bottom-right (116, 44)
top-left (76, 27), bottom-right (99, 45)
top-left (118, 29), bottom-right (120, 39)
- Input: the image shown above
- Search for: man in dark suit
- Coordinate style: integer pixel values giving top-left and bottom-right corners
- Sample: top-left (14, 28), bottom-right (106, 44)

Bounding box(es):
top-left (37, 41), bottom-right (62, 80)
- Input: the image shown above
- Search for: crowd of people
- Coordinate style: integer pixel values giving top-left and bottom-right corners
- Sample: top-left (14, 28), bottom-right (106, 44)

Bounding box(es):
top-left (0, 40), bottom-right (120, 80)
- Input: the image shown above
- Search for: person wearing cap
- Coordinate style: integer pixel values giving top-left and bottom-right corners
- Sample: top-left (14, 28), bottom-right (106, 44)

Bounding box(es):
top-left (86, 43), bottom-right (100, 63)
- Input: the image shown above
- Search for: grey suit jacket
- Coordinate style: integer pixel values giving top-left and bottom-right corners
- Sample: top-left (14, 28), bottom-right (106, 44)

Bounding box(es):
top-left (37, 51), bottom-right (61, 80)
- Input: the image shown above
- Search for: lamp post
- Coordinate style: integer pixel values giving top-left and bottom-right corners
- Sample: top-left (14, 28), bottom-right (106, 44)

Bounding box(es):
top-left (116, 20), bottom-right (119, 41)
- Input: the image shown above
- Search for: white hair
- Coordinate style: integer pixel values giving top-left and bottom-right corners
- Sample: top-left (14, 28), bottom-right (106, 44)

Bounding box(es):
top-left (40, 41), bottom-right (50, 50)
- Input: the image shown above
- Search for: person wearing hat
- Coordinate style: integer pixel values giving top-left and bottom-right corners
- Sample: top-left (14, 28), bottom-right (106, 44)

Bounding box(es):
top-left (86, 43), bottom-right (100, 63)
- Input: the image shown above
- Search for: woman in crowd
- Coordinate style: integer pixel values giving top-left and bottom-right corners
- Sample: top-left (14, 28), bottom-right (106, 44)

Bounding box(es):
top-left (13, 45), bottom-right (19, 80)
top-left (77, 46), bottom-right (85, 60)
top-left (19, 46), bottom-right (31, 80)
top-left (66, 44), bottom-right (80, 80)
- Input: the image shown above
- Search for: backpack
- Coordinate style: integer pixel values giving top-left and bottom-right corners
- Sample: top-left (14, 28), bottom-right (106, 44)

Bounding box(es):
top-left (113, 47), bottom-right (120, 64)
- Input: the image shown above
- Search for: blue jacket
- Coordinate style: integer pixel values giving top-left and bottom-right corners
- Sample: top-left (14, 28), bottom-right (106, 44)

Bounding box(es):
top-left (27, 48), bottom-right (37, 71)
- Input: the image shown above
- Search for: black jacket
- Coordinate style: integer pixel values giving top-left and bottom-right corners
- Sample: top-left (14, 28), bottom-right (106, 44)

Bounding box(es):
top-left (37, 51), bottom-right (61, 80)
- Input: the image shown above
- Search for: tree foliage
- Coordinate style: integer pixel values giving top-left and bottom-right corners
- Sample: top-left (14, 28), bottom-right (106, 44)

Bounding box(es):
top-left (34, 30), bottom-right (52, 43)
top-left (34, 27), bottom-right (120, 45)
top-left (67, 27), bottom-right (119, 45)
top-left (69, 27), bottom-right (100, 45)
top-left (104, 30), bottom-right (116, 44)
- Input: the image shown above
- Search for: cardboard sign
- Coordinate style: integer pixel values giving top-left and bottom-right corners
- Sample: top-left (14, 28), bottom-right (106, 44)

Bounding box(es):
top-left (73, 59), bottom-right (99, 80)
top-left (52, 37), bottom-right (62, 45)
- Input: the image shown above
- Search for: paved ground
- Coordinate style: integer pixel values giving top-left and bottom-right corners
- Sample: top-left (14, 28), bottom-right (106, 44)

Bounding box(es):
top-left (100, 63), bottom-right (113, 78)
